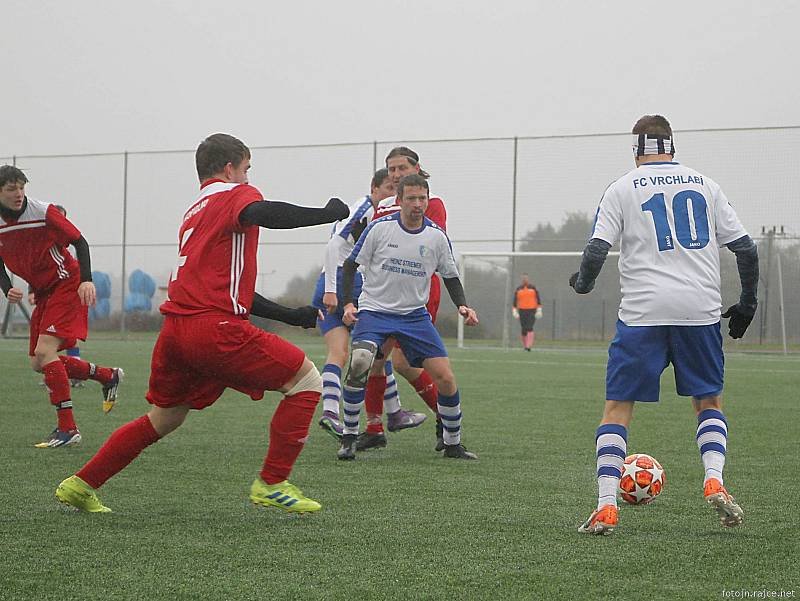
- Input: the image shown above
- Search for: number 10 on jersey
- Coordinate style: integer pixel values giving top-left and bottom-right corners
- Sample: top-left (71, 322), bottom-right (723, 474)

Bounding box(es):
top-left (641, 190), bottom-right (710, 252)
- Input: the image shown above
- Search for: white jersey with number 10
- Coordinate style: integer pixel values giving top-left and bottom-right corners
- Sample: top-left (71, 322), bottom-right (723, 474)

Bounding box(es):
top-left (592, 161), bottom-right (747, 326)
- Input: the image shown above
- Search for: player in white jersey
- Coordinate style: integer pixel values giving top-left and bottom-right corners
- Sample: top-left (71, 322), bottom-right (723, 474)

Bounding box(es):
top-left (312, 168), bottom-right (426, 438)
top-left (335, 174), bottom-right (480, 461)
top-left (571, 115), bottom-right (759, 535)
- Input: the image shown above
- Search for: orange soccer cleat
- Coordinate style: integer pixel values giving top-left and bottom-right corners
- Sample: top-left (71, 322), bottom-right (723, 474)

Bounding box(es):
top-left (704, 478), bottom-right (744, 527)
top-left (578, 504), bottom-right (619, 535)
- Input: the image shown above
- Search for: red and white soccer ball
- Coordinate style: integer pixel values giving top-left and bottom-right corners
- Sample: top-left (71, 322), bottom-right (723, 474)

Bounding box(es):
top-left (619, 453), bottom-right (665, 505)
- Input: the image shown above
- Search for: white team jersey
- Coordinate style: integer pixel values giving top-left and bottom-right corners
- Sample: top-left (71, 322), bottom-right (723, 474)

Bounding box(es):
top-left (322, 196), bottom-right (375, 293)
top-left (350, 213), bottom-right (459, 315)
top-left (592, 161), bottom-right (747, 326)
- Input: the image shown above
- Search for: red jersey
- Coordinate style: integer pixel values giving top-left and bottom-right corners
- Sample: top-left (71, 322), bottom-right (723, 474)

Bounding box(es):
top-left (373, 194), bottom-right (447, 230)
top-left (161, 180), bottom-right (264, 317)
top-left (0, 197), bottom-right (81, 293)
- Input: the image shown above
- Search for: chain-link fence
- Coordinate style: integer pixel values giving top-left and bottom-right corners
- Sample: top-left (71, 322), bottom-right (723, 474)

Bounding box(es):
top-left (2, 127), bottom-right (798, 346)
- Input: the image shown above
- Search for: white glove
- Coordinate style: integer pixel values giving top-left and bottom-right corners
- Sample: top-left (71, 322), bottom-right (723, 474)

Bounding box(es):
top-left (512, 308), bottom-right (519, 319)
top-left (535, 307), bottom-right (543, 319)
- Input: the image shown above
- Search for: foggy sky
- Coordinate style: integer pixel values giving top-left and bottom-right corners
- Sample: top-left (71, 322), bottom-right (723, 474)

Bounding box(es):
top-left (3, 1), bottom-right (798, 155)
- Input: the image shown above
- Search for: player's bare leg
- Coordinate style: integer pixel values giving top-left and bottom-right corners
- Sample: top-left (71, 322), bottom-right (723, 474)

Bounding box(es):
top-left (692, 395), bottom-right (743, 527)
top-left (579, 400), bottom-right (634, 535)
top-left (319, 327), bottom-right (349, 439)
top-left (32, 335), bottom-right (81, 448)
top-left (421, 357), bottom-right (476, 460)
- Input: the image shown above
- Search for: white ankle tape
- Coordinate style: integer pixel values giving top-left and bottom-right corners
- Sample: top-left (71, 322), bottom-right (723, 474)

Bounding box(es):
top-left (285, 365), bottom-right (323, 396)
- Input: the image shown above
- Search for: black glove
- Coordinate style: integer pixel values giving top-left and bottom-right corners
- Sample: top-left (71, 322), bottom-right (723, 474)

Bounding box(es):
top-left (325, 198), bottom-right (349, 221)
top-left (721, 303), bottom-right (756, 339)
top-left (290, 305), bottom-right (321, 329)
top-left (350, 217), bottom-right (368, 243)
top-left (569, 272), bottom-right (594, 294)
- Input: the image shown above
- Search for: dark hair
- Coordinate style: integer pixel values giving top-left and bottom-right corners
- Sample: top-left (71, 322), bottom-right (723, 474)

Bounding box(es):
top-left (385, 146), bottom-right (430, 179)
top-left (397, 174), bottom-right (429, 199)
top-left (632, 115), bottom-right (672, 137)
top-left (0, 165), bottom-right (28, 188)
top-left (371, 167), bottom-right (389, 189)
top-left (195, 133), bottom-right (251, 181)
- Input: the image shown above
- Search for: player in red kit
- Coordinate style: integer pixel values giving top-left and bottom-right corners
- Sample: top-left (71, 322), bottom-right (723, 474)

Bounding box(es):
top-left (55, 133), bottom-right (349, 514)
top-left (358, 147), bottom-right (449, 452)
top-left (0, 166), bottom-right (123, 448)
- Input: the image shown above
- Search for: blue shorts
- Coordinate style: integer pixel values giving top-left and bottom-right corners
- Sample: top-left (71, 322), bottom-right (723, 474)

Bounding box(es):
top-left (351, 308), bottom-right (448, 368)
top-left (606, 320), bottom-right (724, 402)
top-left (312, 269), bottom-right (363, 335)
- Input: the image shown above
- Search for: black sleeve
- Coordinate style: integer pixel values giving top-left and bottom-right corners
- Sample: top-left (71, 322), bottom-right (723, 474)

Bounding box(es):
top-left (239, 198), bottom-right (348, 230)
top-left (340, 258), bottom-right (359, 307)
top-left (70, 236), bottom-right (92, 283)
top-left (573, 238), bottom-right (612, 293)
top-left (512, 286), bottom-right (519, 308)
top-left (350, 218), bottom-right (368, 244)
top-left (534, 286), bottom-right (542, 306)
top-left (726, 235), bottom-right (759, 310)
top-left (250, 293), bottom-right (318, 328)
top-left (0, 257), bottom-right (11, 296)
top-left (443, 277), bottom-right (468, 308)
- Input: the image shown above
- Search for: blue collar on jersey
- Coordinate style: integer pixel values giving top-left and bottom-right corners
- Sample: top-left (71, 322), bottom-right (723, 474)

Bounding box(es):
top-left (390, 212), bottom-right (428, 234)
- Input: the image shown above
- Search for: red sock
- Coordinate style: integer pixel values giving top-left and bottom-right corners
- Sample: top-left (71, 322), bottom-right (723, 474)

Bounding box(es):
top-left (365, 376), bottom-right (386, 434)
top-left (529, 331), bottom-right (535, 347)
top-left (59, 355), bottom-right (113, 384)
top-left (261, 390), bottom-right (319, 484)
top-left (412, 371), bottom-right (439, 413)
top-left (43, 360), bottom-right (76, 430)
top-left (76, 415), bottom-right (160, 489)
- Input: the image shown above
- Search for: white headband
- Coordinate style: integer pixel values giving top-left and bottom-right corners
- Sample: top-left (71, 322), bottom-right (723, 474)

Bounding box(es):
top-left (632, 133), bottom-right (675, 157)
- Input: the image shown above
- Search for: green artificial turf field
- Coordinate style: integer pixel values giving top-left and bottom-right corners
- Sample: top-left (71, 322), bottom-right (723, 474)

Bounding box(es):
top-left (1, 334), bottom-right (797, 600)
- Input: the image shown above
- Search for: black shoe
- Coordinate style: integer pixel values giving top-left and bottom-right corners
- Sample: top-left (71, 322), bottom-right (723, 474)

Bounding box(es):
top-left (337, 434), bottom-right (357, 460)
top-left (434, 420), bottom-right (445, 452)
top-left (356, 431), bottom-right (387, 451)
top-left (525, 347), bottom-right (532, 352)
top-left (443, 443), bottom-right (478, 460)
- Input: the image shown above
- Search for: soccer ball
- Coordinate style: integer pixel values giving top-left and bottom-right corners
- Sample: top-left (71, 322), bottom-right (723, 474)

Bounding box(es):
top-left (619, 453), bottom-right (665, 505)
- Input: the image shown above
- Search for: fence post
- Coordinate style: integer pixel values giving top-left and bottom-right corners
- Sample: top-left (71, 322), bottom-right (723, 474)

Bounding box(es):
top-left (511, 136), bottom-right (518, 253)
top-left (551, 298), bottom-right (557, 341)
top-left (601, 298), bottom-right (606, 341)
top-left (120, 151), bottom-right (129, 336)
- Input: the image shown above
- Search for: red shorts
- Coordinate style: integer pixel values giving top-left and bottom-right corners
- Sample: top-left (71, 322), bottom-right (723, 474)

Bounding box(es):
top-left (146, 314), bottom-right (306, 410)
top-left (29, 277), bottom-right (88, 356)
top-left (426, 275), bottom-right (441, 324)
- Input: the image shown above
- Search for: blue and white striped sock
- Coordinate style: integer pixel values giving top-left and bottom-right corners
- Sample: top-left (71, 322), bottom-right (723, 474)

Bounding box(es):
top-left (342, 386), bottom-right (365, 436)
top-left (383, 360), bottom-right (401, 415)
top-left (696, 409), bottom-right (727, 485)
top-left (321, 364), bottom-right (342, 415)
top-left (596, 424), bottom-right (627, 510)
top-left (437, 390), bottom-right (462, 445)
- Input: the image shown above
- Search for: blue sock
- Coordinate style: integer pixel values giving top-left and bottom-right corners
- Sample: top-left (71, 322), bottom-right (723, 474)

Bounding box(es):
top-left (436, 390), bottom-right (462, 445)
top-left (596, 424), bottom-right (627, 509)
top-left (321, 364), bottom-right (342, 415)
top-left (342, 386), bottom-right (365, 436)
top-left (696, 409), bottom-right (727, 485)
top-left (383, 360), bottom-right (400, 414)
